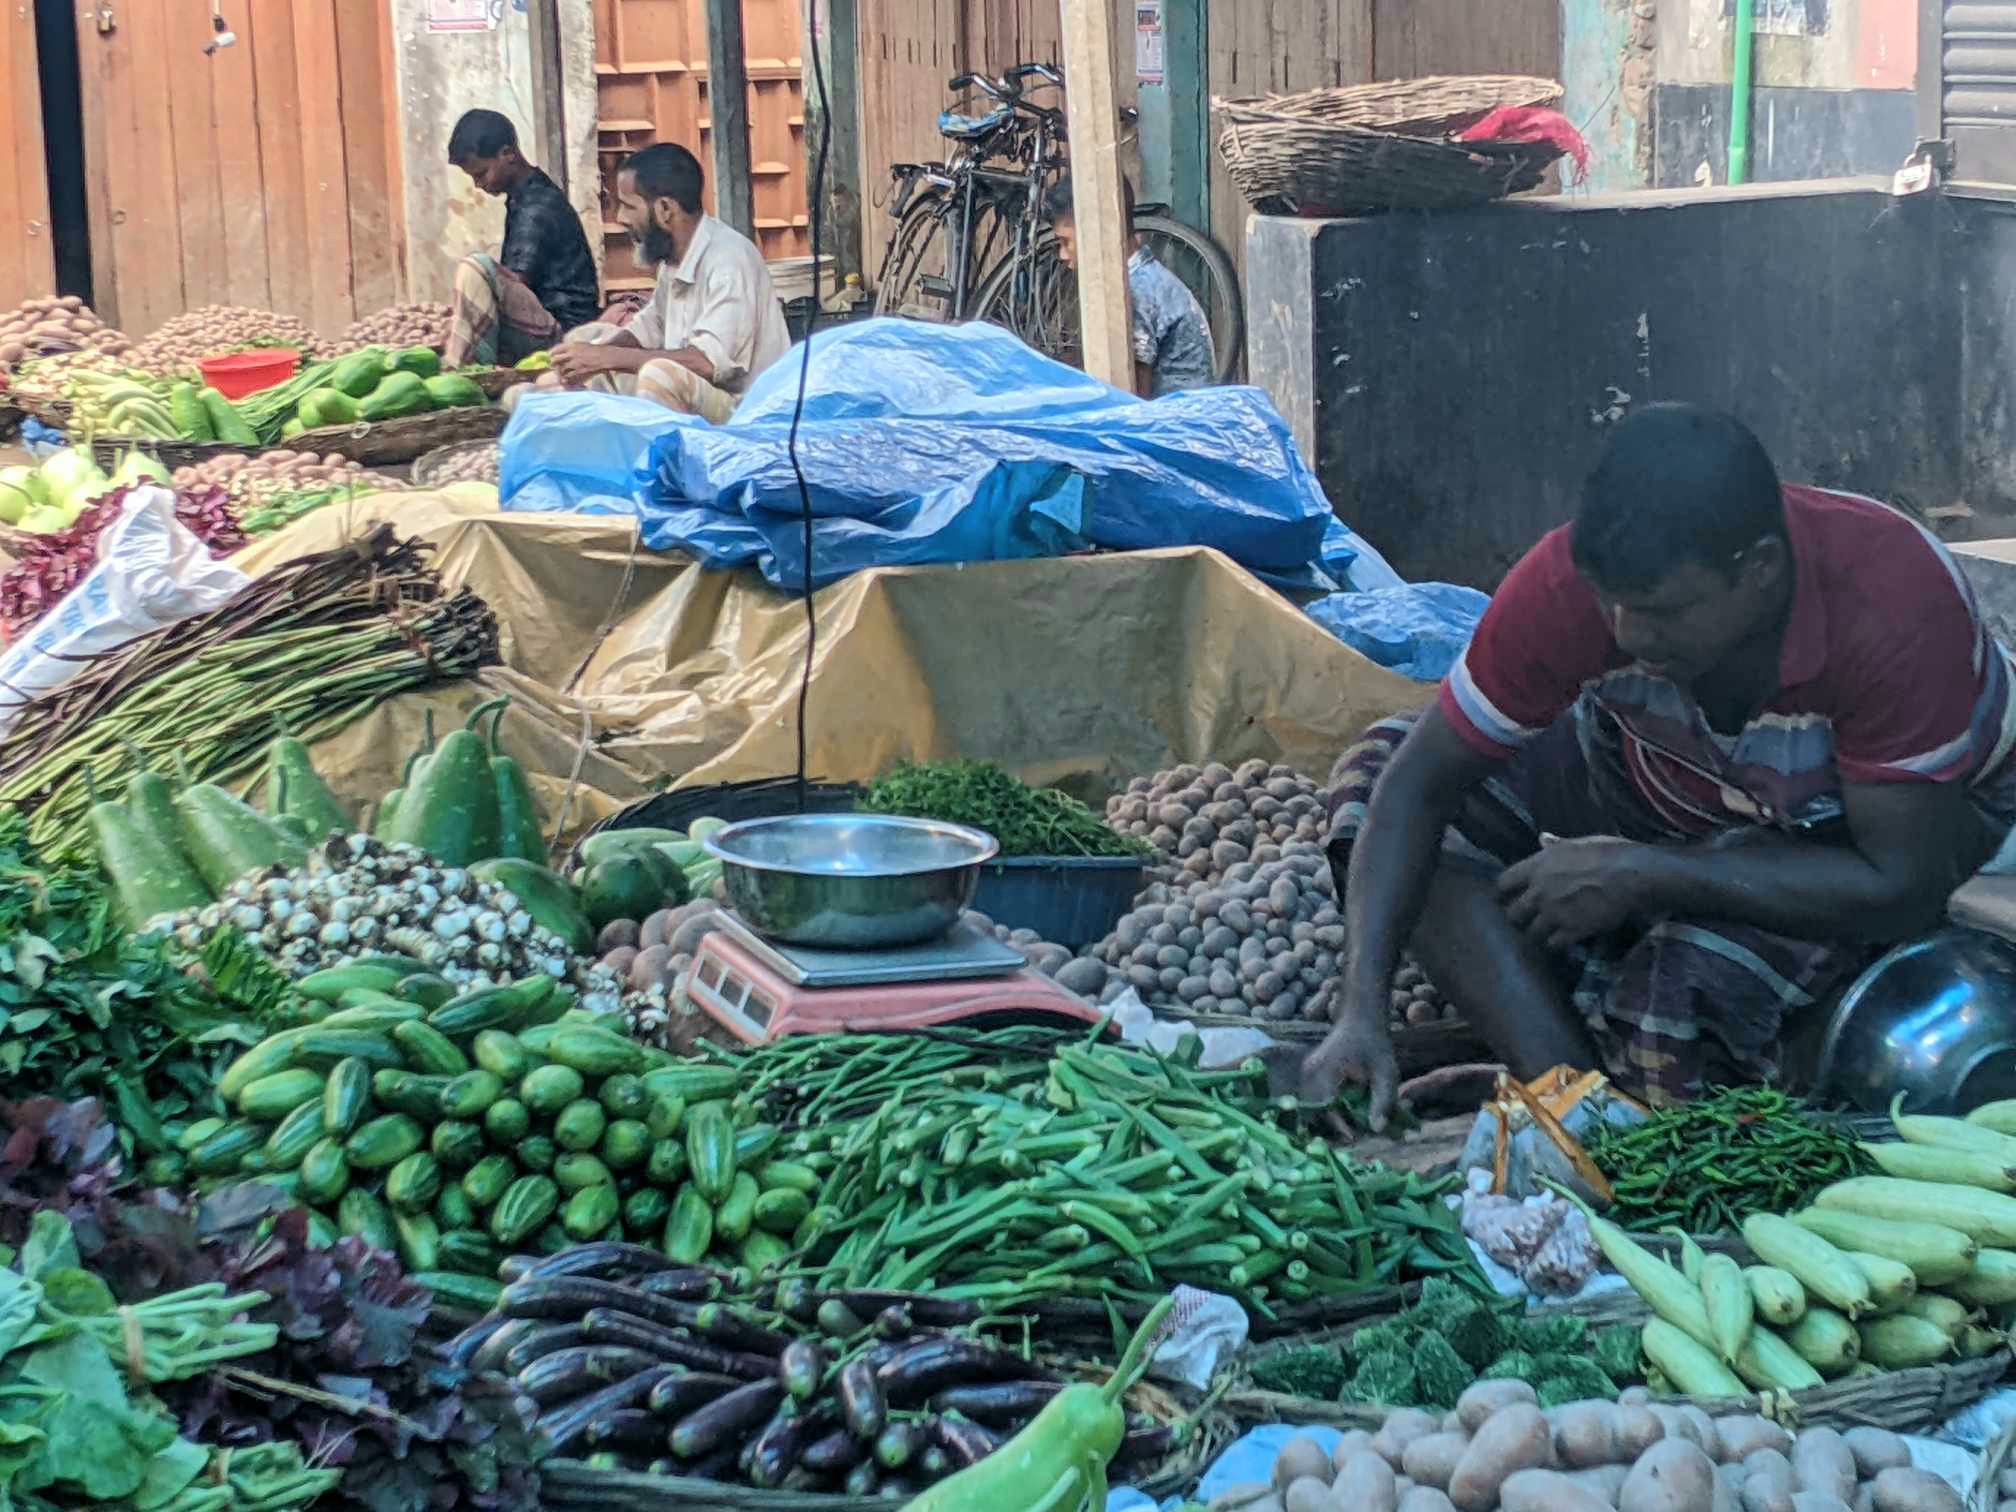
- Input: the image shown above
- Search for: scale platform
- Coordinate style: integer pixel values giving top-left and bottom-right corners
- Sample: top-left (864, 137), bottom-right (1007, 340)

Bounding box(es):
top-left (685, 911), bottom-right (1101, 1044)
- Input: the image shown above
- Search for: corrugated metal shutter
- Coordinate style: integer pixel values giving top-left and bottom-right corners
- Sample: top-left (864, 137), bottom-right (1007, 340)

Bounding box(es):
top-left (1941, 1), bottom-right (2016, 182)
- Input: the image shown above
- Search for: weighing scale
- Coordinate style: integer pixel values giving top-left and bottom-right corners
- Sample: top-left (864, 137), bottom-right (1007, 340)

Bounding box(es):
top-left (684, 910), bottom-right (1101, 1045)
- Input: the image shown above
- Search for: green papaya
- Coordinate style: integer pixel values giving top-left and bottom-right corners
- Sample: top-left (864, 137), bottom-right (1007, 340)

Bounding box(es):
top-left (296, 388), bottom-right (361, 430)
top-left (392, 346), bottom-right (442, 379)
top-left (358, 371), bottom-right (434, 422)
top-left (329, 352), bottom-right (389, 398)
top-left (422, 374), bottom-right (488, 410)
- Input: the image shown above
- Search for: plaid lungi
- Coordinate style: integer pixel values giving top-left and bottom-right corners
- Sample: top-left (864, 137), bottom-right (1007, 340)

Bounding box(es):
top-left (1326, 710), bottom-right (1876, 1104)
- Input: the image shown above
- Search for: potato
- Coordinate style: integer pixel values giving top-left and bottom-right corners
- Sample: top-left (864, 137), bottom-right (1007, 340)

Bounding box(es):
top-left (1398, 1492), bottom-right (1458, 1512)
top-left (1401, 1433), bottom-right (1469, 1489)
top-left (1274, 1437), bottom-right (1333, 1491)
top-left (1440, 1410), bottom-right (1464, 1433)
top-left (1620, 1387), bottom-right (1653, 1407)
top-left (1652, 1409), bottom-right (1706, 1452)
top-left (1790, 1430), bottom-right (1855, 1504)
top-left (1370, 1409), bottom-right (1443, 1468)
top-left (1840, 1429), bottom-right (1910, 1480)
top-left (1677, 1408), bottom-right (1722, 1463)
top-left (1458, 1380), bottom-right (1539, 1433)
top-left (1208, 1482), bottom-right (1273, 1511)
top-left (1283, 1477), bottom-right (1333, 1512)
top-left (1788, 1497), bottom-right (1852, 1512)
top-left (1554, 1402), bottom-right (1621, 1468)
top-left (1620, 1439), bottom-right (1721, 1512)
top-left (1574, 1466), bottom-right (1631, 1503)
top-left (601, 945), bottom-right (638, 979)
top-left (1740, 1450), bottom-right (1793, 1493)
top-left (1448, 1404), bottom-right (1552, 1512)
top-left (629, 943), bottom-right (671, 992)
top-left (1714, 1419), bottom-right (1791, 1466)
top-left (1743, 1476), bottom-right (1796, 1512)
top-left (1329, 1431), bottom-right (1373, 1474)
top-left (596, 918), bottom-right (641, 953)
top-left (1330, 1451), bottom-right (1397, 1512)
top-left (1502, 1469), bottom-right (1616, 1512)
top-left (1868, 1469), bottom-right (1962, 1512)
top-left (1616, 1407), bottom-right (1667, 1462)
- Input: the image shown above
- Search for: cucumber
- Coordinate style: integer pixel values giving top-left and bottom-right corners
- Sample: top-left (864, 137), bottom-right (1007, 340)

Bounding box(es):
top-left (373, 1070), bottom-right (450, 1120)
top-left (577, 828), bottom-right (688, 868)
top-left (219, 1033), bottom-right (303, 1103)
top-left (600, 1119), bottom-right (651, 1171)
top-left (298, 963), bottom-right (412, 1003)
top-left (338, 1188), bottom-right (398, 1253)
top-left (263, 1101), bottom-right (328, 1170)
top-left (686, 1103), bottom-right (737, 1203)
top-left (413, 1272), bottom-right (506, 1311)
top-left (623, 1187), bottom-right (672, 1233)
top-left (386, 1151), bottom-right (444, 1212)
top-left (427, 986), bottom-right (523, 1038)
top-left (554, 1099), bottom-right (607, 1153)
top-left (562, 1184), bottom-right (621, 1241)
top-left (396, 972), bottom-right (457, 1009)
top-left (439, 1069), bottom-right (505, 1120)
top-left (239, 1067), bottom-right (326, 1120)
top-left (394, 1019), bottom-right (470, 1077)
top-left (177, 1117), bottom-right (228, 1153)
top-left (756, 1161), bottom-right (821, 1195)
top-left (318, 1002), bottom-right (424, 1031)
top-left (347, 1113), bottom-right (426, 1170)
top-left (545, 1027), bottom-right (647, 1078)
top-left (296, 1030), bottom-right (403, 1071)
top-left (190, 1121), bottom-right (264, 1176)
top-left (714, 1171), bottom-right (760, 1243)
top-left (664, 1187), bottom-right (713, 1264)
top-left (521, 1064), bottom-right (585, 1115)
top-left (462, 1155), bottom-right (515, 1210)
top-left (490, 1175), bottom-right (560, 1246)
top-left (472, 1030), bottom-right (529, 1082)
top-left (483, 1098), bottom-right (532, 1145)
top-left (554, 1153), bottom-right (616, 1194)
top-left (518, 1135), bottom-right (557, 1173)
top-left (394, 1210), bottom-right (442, 1272)
top-left (754, 1187), bottom-right (814, 1234)
top-left (599, 1073), bottom-right (649, 1119)
top-left (437, 1230), bottom-right (505, 1276)
top-left (434, 1181), bottom-right (477, 1232)
top-left (323, 1058), bottom-right (373, 1137)
top-left (740, 1229), bottom-right (791, 1275)
top-left (645, 1093), bottom-right (686, 1140)
top-left (644, 1064), bottom-right (739, 1104)
top-left (298, 1139), bottom-right (350, 1202)
top-left (647, 1138), bottom-right (688, 1186)
top-left (432, 1120), bottom-right (487, 1170)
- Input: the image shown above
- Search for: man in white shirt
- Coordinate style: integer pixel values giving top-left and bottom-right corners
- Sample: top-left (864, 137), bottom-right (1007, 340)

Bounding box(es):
top-left (543, 143), bottom-right (790, 422)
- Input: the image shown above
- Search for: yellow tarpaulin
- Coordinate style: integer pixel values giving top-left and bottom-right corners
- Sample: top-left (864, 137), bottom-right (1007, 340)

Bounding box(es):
top-left (228, 492), bottom-right (1429, 836)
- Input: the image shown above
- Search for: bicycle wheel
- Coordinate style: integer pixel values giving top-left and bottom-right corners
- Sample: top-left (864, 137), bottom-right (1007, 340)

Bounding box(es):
top-left (1132, 213), bottom-right (1244, 384)
top-left (873, 196), bottom-right (959, 319)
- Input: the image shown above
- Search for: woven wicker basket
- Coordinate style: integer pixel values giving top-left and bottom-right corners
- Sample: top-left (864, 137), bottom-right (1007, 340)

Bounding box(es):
top-left (1226, 1296), bottom-right (2011, 1435)
top-left (292, 404), bottom-right (504, 465)
top-left (1216, 111), bottom-right (1560, 216)
top-left (1229, 74), bottom-right (1562, 136)
top-left (467, 368), bottom-right (527, 400)
top-left (84, 435), bottom-right (261, 470)
top-left (12, 394), bottom-right (70, 429)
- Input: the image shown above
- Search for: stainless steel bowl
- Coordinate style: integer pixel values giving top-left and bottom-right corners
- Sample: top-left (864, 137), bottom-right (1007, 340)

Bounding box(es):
top-left (702, 813), bottom-right (1000, 949)
top-left (1810, 926), bottom-right (2016, 1114)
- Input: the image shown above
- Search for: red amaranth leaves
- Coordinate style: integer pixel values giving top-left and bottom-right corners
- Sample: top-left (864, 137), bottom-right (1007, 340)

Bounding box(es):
top-left (0, 482), bottom-right (247, 637)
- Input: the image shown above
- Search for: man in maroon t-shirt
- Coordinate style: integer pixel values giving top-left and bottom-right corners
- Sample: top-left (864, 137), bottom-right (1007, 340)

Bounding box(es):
top-left (1304, 404), bottom-right (2016, 1121)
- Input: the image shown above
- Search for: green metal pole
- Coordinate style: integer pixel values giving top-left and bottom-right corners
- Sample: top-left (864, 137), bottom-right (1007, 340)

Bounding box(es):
top-left (1729, 0), bottom-right (1754, 185)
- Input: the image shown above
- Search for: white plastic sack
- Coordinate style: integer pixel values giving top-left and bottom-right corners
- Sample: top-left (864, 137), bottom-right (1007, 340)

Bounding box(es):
top-left (0, 486), bottom-right (250, 737)
top-left (1107, 987), bottom-right (1278, 1070)
top-left (1147, 1284), bottom-right (1249, 1393)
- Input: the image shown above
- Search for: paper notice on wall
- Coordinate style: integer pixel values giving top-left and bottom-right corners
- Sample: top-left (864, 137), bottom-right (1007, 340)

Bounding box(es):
top-left (427, 0), bottom-right (500, 33)
top-left (1714, 0), bottom-right (1828, 36)
top-left (1135, 1), bottom-right (1165, 85)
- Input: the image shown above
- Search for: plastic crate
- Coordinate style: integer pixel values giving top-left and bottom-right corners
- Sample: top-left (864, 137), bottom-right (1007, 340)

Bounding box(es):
top-left (973, 855), bottom-right (1146, 951)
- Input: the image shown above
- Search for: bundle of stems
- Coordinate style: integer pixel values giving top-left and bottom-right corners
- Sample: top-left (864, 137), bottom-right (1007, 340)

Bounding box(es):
top-left (0, 524), bottom-right (498, 857)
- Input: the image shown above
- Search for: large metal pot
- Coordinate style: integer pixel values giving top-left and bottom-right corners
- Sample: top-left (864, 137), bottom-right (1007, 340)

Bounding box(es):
top-left (1811, 927), bottom-right (2016, 1114)
top-left (701, 813), bottom-right (999, 949)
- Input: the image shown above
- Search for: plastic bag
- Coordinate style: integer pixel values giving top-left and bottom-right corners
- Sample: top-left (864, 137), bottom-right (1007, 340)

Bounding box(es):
top-left (1306, 582), bottom-right (1491, 681)
top-left (497, 390), bottom-right (670, 516)
top-left (1106, 986), bottom-right (1279, 1069)
top-left (0, 487), bottom-right (249, 736)
top-left (1148, 1284), bottom-right (1249, 1393)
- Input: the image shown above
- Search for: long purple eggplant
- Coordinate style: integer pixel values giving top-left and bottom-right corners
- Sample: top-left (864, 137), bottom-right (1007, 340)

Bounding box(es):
top-left (646, 1370), bottom-right (743, 1419)
top-left (535, 1365), bottom-right (676, 1455)
top-left (578, 1307), bottom-right (775, 1378)
top-left (668, 1379), bottom-right (785, 1459)
top-left (523, 1242), bottom-right (683, 1281)
top-left (515, 1345), bottom-right (662, 1406)
top-left (875, 1336), bottom-right (1051, 1403)
top-left (927, 1380), bottom-right (1063, 1424)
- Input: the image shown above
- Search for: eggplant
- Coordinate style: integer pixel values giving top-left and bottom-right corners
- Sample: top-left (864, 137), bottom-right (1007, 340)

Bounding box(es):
top-left (875, 1336), bottom-right (1049, 1403)
top-left (585, 1408), bottom-right (665, 1449)
top-left (842, 1460), bottom-right (880, 1497)
top-left (684, 1441), bottom-right (743, 1482)
top-left (536, 1365), bottom-right (676, 1454)
top-left (930, 1414), bottom-right (1000, 1469)
top-left (668, 1379), bottom-right (785, 1459)
top-left (830, 1288), bottom-right (981, 1328)
top-left (748, 1403), bottom-right (827, 1489)
top-left (579, 1307), bottom-right (776, 1378)
top-left (693, 1302), bottom-right (793, 1356)
top-left (646, 1458), bottom-right (677, 1477)
top-left (917, 1444), bottom-right (950, 1479)
top-left (774, 1278), bottom-right (816, 1321)
top-left (446, 1315), bottom-right (511, 1369)
top-left (498, 1254), bottom-right (539, 1284)
top-left (646, 1369), bottom-right (743, 1418)
top-left (429, 1303), bottom-right (486, 1337)
top-left (503, 1322), bottom-right (595, 1375)
top-left (524, 1242), bottom-right (682, 1281)
top-left (871, 1304), bottom-right (914, 1339)
top-left (516, 1345), bottom-right (662, 1406)
top-left (1114, 1423), bottom-right (1176, 1464)
top-left (634, 1267), bottom-right (725, 1301)
top-left (501, 1277), bottom-right (707, 1329)
top-left (836, 1358), bottom-right (887, 1439)
top-left (777, 1339), bottom-right (827, 1401)
top-left (471, 1316), bottom-right (541, 1373)
top-left (873, 1420), bottom-right (924, 1470)
top-left (816, 1298), bottom-right (865, 1337)
top-left (926, 1379), bottom-right (1063, 1424)
top-left (801, 1427), bottom-right (867, 1474)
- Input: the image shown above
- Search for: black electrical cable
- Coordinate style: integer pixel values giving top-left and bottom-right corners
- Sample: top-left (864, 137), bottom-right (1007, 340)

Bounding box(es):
top-left (789, 0), bottom-right (833, 813)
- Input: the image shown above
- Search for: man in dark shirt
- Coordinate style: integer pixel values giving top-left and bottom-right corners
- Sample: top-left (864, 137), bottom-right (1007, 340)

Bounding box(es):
top-left (442, 109), bottom-right (598, 368)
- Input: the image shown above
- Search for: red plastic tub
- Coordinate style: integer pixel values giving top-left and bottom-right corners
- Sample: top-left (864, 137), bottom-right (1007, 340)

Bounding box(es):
top-left (198, 349), bottom-right (300, 400)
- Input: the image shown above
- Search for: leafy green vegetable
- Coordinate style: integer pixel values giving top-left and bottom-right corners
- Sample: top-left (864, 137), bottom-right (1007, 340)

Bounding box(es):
top-left (859, 760), bottom-right (1149, 859)
top-left (1245, 1344), bottom-right (1349, 1399)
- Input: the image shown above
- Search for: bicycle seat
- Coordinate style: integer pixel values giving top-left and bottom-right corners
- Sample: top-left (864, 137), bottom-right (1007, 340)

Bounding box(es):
top-left (938, 105), bottom-right (1012, 140)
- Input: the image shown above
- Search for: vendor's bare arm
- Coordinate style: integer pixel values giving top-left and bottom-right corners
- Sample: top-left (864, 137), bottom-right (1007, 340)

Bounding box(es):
top-left (1622, 780), bottom-right (1993, 942)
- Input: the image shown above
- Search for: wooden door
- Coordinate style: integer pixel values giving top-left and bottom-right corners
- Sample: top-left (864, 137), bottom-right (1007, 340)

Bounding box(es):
top-left (75, 0), bottom-right (402, 335)
top-left (1, 1), bottom-right (55, 308)
top-left (595, 0), bottom-right (809, 293)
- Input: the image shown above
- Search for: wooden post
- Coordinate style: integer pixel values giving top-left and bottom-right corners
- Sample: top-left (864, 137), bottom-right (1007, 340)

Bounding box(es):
top-left (1059, 0), bottom-right (1133, 389)
top-left (525, 0), bottom-right (569, 193)
top-left (704, 0), bottom-right (756, 239)
top-left (800, 0), bottom-right (864, 286)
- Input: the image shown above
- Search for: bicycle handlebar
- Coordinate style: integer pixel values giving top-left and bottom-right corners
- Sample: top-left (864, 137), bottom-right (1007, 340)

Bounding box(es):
top-left (1005, 62), bottom-right (1064, 88)
top-left (948, 71), bottom-right (1011, 101)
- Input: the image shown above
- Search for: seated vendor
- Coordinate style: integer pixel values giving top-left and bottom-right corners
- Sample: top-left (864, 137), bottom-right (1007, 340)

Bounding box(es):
top-left (1046, 173), bottom-right (1213, 399)
top-left (1301, 404), bottom-right (2016, 1121)
top-left (442, 109), bottom-right (599, 369)
top-left (541, 142), bottom-right (790, 423)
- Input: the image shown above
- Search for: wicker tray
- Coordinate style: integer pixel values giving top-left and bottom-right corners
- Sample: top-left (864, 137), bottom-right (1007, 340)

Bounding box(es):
top-left (1239, 74), bottom-right (1563, 137)
top-left (1216, 108), bottom-right (1562, 216)
top-left (410, 438), bottom-right (502, 487)
top-left (292, 404), bottom-right (504, 465)
top-left (1226, 1295), bottom-right (2010, 1435)
top-left (467, 368), bottom-right (528, 400)
top-left (12, 394), bottom-right (70, 429)
top-left (84, 435), bottom-right (261, 470)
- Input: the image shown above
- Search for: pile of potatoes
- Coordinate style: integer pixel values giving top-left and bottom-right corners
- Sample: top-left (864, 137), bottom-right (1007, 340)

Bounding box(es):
top-left (129, 305), bottom-right (321, 375)
top-left (418, 442), bottom-right (501, 487)
top-left (171, 448), bottom-right (395, 500)
top-left (0, 297), bottom-right (129, 371)
top-left (1221, 1382), bottom-right (1964, 1512)
top-left (1105, 759), bottom-right (1330, 888)
top-left (337, 302), bottom-right (451, 353)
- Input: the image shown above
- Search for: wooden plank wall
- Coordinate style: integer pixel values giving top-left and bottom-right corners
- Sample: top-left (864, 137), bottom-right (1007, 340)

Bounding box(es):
top-left (1, 2), bottom-right (55, 308)
top-left (76, 0), bottom-right (403, 337)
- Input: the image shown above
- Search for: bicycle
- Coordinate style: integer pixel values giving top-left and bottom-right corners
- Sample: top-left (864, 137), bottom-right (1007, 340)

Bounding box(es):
top-left (871, 63), bottom-right (1244, 385)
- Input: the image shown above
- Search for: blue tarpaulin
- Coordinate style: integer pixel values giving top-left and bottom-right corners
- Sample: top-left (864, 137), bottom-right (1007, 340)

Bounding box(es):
top-left (498, 318), bottom-right (1401, 593)
top-left (1306, 582), bottom-right (1490, 681)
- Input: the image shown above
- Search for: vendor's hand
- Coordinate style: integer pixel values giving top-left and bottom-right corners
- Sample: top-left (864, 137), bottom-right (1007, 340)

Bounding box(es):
top-left (1497, 835), bottom-right (1646, 951)
top-left (1300, 1010), bottom-right (1400, 1132)
top-left (548, 343), bottom-right (611, 387)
